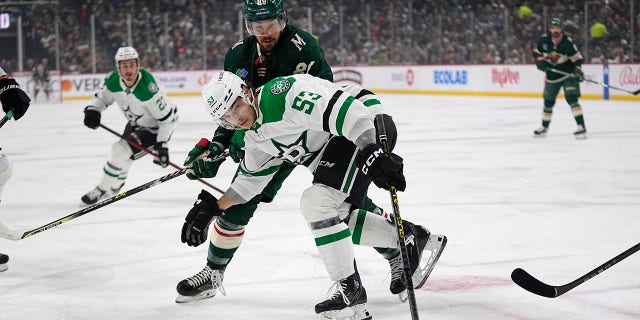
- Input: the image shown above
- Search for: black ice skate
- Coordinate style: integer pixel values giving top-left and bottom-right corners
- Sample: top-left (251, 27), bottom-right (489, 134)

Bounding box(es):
top-left (315, 270), bottom-right (372, 320)
top-left (0, 253), bottom-right (8, 272)
top-left (80, 184), bottom-right (122, 206)
top-left (533, 126), bottom-right (548, 138)
top-left (175, 265), bottom-right (225, 303)
top-left (389, 221), bottom-right (447, 302)
top-left (574, 124), bottom-right (587, 139)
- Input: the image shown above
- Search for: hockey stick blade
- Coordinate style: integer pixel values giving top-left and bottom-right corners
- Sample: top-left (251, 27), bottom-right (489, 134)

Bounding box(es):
top-left (0, 222), bottom-right (24, 240)
top-left (511, 268), bottom-right (559, 298)
top-left (512, 242), bottom-right (640, 298)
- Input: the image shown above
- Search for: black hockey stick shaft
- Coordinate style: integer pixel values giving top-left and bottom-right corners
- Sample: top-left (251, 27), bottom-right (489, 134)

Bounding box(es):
top-left (375, 114), bottom-right (419, 320)
top-left (0, 151), bottom-right (228, 240)
top-left (511, 242), bottom-right (640, 298)
top-left (0, 109), bottom-right (14, 128)
top-left (550, 68), bottom-right (640, 95)
top-left (100, 124), bottom-right (224, 194)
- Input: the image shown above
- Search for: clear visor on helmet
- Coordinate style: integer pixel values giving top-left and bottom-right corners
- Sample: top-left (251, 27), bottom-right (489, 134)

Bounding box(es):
top-left (215, 97), bottom-right (246, 130)
top-left (245, 16), bottom-right (286, 36)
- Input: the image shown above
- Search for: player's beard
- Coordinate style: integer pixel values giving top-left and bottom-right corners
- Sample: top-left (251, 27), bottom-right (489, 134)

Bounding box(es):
top-left (551, 31), bottom-right (561, 38)
top-left (258, 36), bottom-right (277, 52)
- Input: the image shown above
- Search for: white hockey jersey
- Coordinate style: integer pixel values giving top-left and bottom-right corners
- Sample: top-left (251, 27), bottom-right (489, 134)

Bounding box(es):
top-left (89, 68), bottom-right (178, 142)
top-left (225, 74), bottom-right (385, 204)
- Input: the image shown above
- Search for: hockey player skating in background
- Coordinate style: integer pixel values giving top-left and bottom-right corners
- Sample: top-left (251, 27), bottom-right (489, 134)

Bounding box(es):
top-left (175, 0), bottom-right (446, 305)
top-left (0, 66), bottom-right (32, 272)
top-left (32, 58), bottom-right (52, 103)
top-left (183, 71), bottom-right (425, 319)
top-left (532, 17), bottom-right (587, 139)
top-left (80, 46), bottom-right (179, 205)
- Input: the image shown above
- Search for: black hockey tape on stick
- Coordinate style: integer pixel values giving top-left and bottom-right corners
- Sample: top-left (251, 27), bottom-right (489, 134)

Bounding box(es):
top-left (511, 242), bottom-right (640, 298)
top-left (0, 151), bottom-right (228, 241)
top-left (99, 124), bottom-right (225, 194)
top-left (550, 69), bottom-right (640, 95)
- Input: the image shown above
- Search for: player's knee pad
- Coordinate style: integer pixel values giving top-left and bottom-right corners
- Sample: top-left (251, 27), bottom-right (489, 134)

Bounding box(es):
top-left (209, 217), bottom-right (245, 250)
top-left (347, 208), bottom-right (398, 248)
top-left (110, 140), bottom-right (135, 167)
top-left (565, 94), bottom-right (580, 107)
top-left (300, 184), bottom-right (349, 223)
top-left (543, 100), bottom-right (555, 110)
top-left (0, 154), bottom-right (13, 195)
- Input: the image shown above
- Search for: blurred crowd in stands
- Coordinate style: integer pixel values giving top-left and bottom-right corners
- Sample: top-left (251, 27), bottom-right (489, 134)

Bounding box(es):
top-left (0, 0), bottom-right (638, 74)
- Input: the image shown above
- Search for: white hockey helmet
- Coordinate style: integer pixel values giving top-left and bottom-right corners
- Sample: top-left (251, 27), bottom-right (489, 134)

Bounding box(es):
top-left (202, 71), bottom-right (252, 129)
top-left (115, 46), bottom-right (139, 65)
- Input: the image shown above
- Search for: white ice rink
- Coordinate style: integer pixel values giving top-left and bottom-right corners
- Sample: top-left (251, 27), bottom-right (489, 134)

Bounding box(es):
top-left (0, 93), bottom-right (639, 319)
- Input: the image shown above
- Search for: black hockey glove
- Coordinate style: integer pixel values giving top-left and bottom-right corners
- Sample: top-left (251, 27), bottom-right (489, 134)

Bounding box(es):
top-left (184, 138), bottom-right (226, 179)
top-left (83, 106), bottom-right (101, 129)
top-left (181, 189), bottom-right (222, 247)
top-left (0, 77), bottom-right (31, 121)
top-left (357, 143), bottom-right (406, 191)
top-left (153, 141), bottom-right (169, 168)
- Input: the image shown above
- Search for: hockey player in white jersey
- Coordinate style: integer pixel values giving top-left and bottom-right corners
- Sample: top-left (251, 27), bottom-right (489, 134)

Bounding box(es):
top-left (80, 47), bottom-right (179, 205)
top-left (1, 65), bottom-right (32, 271)
top-left (180, 71), bottom-right (444, 319)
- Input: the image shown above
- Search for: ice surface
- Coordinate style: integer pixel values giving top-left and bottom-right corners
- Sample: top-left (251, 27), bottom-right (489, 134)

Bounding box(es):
top-left (1, 94), bottom-right (638, 319)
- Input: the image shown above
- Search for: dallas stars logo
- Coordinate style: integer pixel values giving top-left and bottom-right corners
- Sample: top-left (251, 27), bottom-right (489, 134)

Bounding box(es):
top-left (272, 132), bottom-right (313, 164)
top-left (123, 105), bottom-right (143, 123)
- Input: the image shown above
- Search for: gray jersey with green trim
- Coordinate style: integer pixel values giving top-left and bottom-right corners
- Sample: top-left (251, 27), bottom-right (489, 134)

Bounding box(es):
top-left (89, 68), bottom-right (178, 142)
top-left (226, 74), bottom-right (386, 204)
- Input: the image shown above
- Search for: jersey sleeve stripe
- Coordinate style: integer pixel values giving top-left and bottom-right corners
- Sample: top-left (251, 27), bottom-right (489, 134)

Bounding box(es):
top-left (323, 90), bottom-right (343, 132)
top-left (335, 95), bottom-right (355, 136)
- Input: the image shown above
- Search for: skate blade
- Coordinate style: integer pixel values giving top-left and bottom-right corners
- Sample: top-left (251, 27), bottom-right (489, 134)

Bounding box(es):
top-left (0, 264), bottom-right (7, 272)
top-left (414, 235), bottom-right (447, 289)
top-left (533, 133), bottom-right (547, 138)
top-left (574, 133), bottom-right (587, 140)
top-left (316, 303), bottom-right (372, 320)
top-left (396, 290), bottom-right (408, 303)
top-left (175, 290), bottom-right (217, 303)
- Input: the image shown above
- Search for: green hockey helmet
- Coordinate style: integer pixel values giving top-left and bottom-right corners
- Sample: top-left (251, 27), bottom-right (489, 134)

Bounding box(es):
top-left (550, 17), bottom-right (562, 28)
top-left (245, 0), bottom-right (285, 22)
top-left (244, 0), bottom-right (287, 35)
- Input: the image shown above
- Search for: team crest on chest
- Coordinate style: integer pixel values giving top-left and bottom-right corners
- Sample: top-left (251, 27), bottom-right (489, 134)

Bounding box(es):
top-left (148, 82), bottom-right (159, 94)
top-left (270, 79), bottom-right (291, 95)
top-left (272, 132), bottom-right (313, 164)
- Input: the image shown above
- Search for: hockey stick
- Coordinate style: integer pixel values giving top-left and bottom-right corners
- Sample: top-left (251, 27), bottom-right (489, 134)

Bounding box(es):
top-left (550, 68), bottom-right (640, 95)
top-left (99, 124), bottom-right (224, 194)
top-left (0, 110), bottom-right (13, 128)
top-left (374, 114), bottom-right (419, 320)
top-left (0, 151), bottom-right (228, 241)
top-left (511, 242), bottom-right (640, 298)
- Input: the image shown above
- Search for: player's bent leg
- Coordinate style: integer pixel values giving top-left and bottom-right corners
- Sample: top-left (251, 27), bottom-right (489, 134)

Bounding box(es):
top-left (301, 184), bottom-right (370, 319)
top-left (81, 140), bottom-right (132, 205)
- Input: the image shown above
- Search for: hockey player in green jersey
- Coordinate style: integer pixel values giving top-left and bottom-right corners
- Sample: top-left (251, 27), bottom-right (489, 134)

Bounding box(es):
top-left (183, 71), bottom-right (423, 319)
top-left (532, 17), bottom-right (587, 139)
top-left (80, 46), bottom-right (179, 205)
top-left (175, 0), bottom-right (446, 305)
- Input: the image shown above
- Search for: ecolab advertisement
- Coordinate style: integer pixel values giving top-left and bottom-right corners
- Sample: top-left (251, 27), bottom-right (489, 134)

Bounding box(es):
top-left (12, 64), bottom-right (640, 101)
